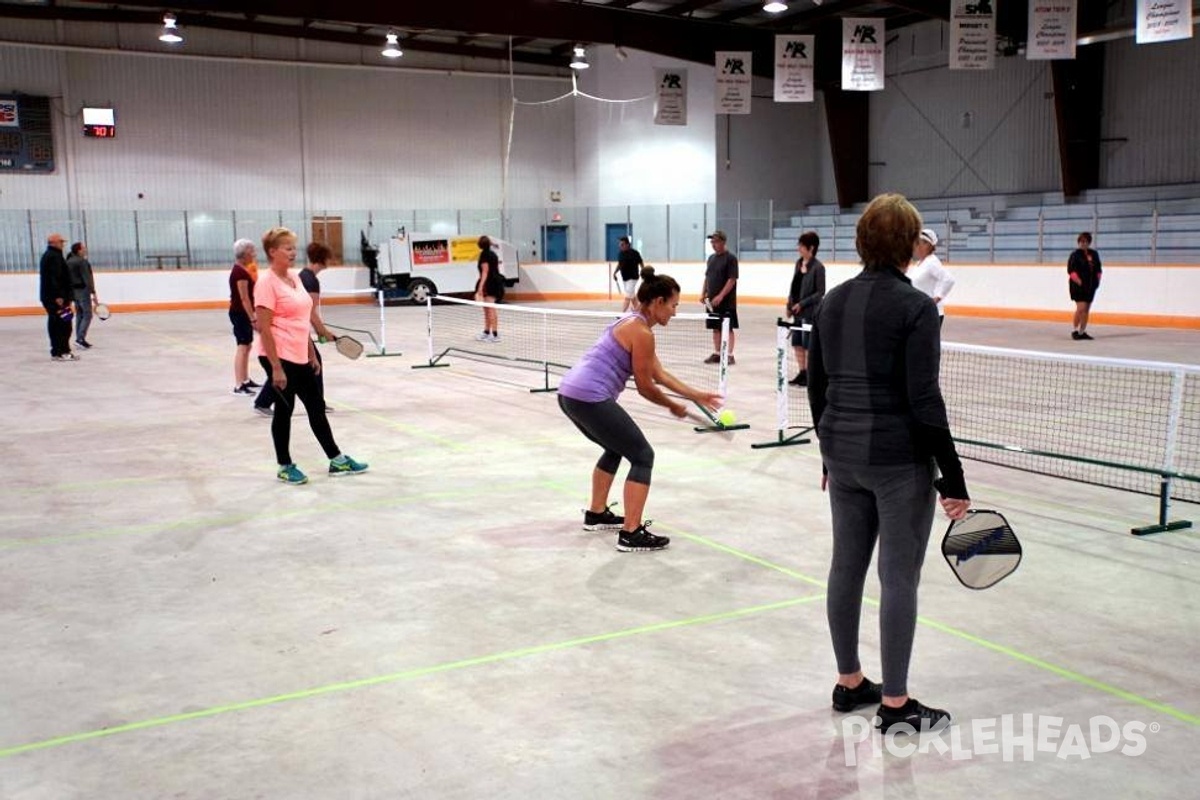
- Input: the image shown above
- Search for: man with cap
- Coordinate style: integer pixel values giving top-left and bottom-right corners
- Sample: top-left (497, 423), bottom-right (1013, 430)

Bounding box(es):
top-left (700, 230), bottom-right (739, 364)
top-left (39, 232), bottom-right (78, 361)
top-left (909, 228), bottom-right (955, 329)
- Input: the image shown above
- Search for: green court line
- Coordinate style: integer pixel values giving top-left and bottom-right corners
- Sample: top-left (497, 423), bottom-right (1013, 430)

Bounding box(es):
top-left (0, 594), bottom-right (822, 759)
top-left (0, 478), bottom-right (556, 550)
top-left (655, 522), bottom-right (1200, 727)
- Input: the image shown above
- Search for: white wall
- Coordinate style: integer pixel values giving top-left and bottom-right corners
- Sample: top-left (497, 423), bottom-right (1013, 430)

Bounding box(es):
top-left (0, 40), bottom-right (575, 214)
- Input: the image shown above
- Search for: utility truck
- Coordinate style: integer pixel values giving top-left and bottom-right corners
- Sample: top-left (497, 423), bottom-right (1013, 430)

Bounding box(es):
top-left (365, 228), bottom-right (518, 304)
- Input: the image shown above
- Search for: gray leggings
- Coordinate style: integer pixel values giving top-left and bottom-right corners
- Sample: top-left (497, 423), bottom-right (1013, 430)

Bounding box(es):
top-left (825, 459), bottom-right (937, 697)
top-left (558, 395), bottom-right (655, 484)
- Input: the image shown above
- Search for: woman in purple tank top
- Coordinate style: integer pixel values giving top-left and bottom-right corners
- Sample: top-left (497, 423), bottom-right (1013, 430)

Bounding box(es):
top-left (558, 269), bottom-right (723, 552)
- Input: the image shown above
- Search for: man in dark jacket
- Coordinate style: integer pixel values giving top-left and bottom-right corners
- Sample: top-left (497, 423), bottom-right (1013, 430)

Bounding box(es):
top-left (39, 233), bottom-right (77, 361)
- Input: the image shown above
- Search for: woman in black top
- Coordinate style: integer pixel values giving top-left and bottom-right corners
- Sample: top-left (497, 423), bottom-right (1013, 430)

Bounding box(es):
top-left (807, 193), bottom-right (970, 734)
top-left (1067, 232), bottom-right (1102, 340)
top-left (786, 231), bottom-right (825, 386)
top-left (475, 235), bottom-right (502, 343)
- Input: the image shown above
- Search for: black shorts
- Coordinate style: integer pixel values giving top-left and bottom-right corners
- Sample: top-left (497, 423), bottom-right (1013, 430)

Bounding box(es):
top-left (704, 306), bottom-right (739, 331)
top-left (1069, 283), bottom-right (1096, 303)
top-left (229, 310), bottom-right (253, 345)
top-left (790, 327), bottom-right (811, 349)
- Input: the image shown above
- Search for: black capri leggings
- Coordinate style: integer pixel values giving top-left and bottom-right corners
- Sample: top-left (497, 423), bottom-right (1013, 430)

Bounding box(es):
top-left (272, 358), bottom-right (339, 466)
top-left (558, 395), bottom-right (655, 485)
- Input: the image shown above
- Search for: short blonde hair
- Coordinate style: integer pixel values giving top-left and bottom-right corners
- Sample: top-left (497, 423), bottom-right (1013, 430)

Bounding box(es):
top-left (856, 193), bottom-right (922, 272)
top-left (262, 227), bottom-right (296, 258)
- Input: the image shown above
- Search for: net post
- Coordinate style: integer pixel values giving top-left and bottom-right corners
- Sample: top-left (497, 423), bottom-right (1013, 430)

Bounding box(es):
top-left (1131, 476), bottom-right (1193, 536)
top-left (412, 293), bottom-right (449, 369)
top-left (752, 319), bottom-right (811, 449)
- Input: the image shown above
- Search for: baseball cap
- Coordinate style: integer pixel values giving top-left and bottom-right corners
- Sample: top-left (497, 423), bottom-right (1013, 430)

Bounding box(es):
top-left (708, 230), bottom-right (727, 242)
top-left (919, 229), bottom-right (938, 247)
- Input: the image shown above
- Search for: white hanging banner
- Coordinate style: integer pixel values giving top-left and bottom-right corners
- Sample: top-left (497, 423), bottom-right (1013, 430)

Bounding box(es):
top-left (1136, 0), bottom-right (1193, 43)
top-left (716, 51), bottom-right (752, 114)
top-left (654, 68), bottom-right (688, 126)
top-left (1027, 1), bottom-right (1078, 60)
top-left (950, 1), bottom-right (996, 70)
top-left (842, 18), bottom-right (885, 91)
top-left (774, 35), bottom-right (815, 102)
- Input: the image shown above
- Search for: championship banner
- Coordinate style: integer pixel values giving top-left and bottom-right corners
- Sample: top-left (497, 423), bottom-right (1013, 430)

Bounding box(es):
top-left (951, 1), bottom-right (996, 70)
top-left (842, 18), bottom-right (885, 91)
top-left (654, 68), bottom-right (688, 126)
top-left (1027, 1), bottom-right (1078, 60)
top-left (716, 51), bottom-right (752, 114)
top-left (1136, 0), bottom-right (1193, 44)
top-left (774, 35), bottom-right (815, 102)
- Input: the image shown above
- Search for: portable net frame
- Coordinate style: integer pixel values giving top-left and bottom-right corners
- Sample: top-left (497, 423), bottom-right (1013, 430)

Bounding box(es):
top-left (752, 319), bottom-right (814, 450)
top-left (939, 343), bottom-right (1199, 534)
top-left (751, 334), bottom-right (1198, 534)
top-left (318, 289), bottom-right (399, 357)
top-left (417, 296), bottom-right (732, 405)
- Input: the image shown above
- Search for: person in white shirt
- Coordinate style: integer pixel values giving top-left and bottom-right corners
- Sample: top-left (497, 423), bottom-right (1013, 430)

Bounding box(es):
top-left (909, 228), bottom-right (955, 328)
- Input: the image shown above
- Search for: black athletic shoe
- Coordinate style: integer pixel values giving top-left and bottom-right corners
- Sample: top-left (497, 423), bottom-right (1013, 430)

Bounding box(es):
top-left (832, 677), bottom-right (882, 712)
top-left (789, 371), bottom-right (807, 386)
top-left (616, 523), bottom-right (669, 552)
top-left (1071, 331), bottom-right (1083, 340)
top-left (1079, 332), bottom-right (1094, 340)
top-left (583, 504), bottom-right (624, 531)
top-left (876, 698), bottom-right (952, 734)
top-left (244, 378), bottom-right (262, 388)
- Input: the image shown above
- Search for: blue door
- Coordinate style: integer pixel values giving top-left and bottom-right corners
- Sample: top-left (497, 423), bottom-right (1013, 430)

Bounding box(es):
top-left (605, 223), bottom-right (632, 262)
top-left (542, 225), bottom-right (568, 262)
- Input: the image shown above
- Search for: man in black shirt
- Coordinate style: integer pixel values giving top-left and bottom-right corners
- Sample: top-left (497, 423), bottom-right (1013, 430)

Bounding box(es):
top-left (39, 233), bottom-right (77, 361)
top-left (700, 230), bottom-right (738, 365)
top-left (612, 236), bottom-right (644, 313)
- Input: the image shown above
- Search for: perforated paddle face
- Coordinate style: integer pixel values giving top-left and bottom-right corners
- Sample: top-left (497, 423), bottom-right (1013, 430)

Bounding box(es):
top-left (335, 336), bottom-right (364, 360)
top-left (95, 304), bottom-right (111, 321)
top-left (941, 510), bottom-right (1022, 590)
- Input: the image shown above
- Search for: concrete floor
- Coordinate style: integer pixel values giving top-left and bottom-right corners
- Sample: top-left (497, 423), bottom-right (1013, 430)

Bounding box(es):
top-left (1, 302), bottom-right (1197, 799)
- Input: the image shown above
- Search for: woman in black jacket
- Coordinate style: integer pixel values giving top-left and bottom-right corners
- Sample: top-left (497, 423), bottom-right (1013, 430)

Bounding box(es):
top-left (1067, 232), bottom-right (1102, 340)
top-left (786, 231), bottom-right (825, 386)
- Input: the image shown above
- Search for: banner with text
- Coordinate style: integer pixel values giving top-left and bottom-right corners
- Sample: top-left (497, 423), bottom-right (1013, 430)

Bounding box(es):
top-left (842, 18), bottom-right (885, 91)
top-left (951, 1), bottom-right (996, 70)
top-left (1136, 0), bottom-right (1193, 44)
top-left (654, 68), bottom-right (688, 126)
top-left (1027, 1), bottom-right (1078, 60)
top-left (774, 35), bottom-right (815, 102)
top-left (716, 52), bottom-right (752, 114)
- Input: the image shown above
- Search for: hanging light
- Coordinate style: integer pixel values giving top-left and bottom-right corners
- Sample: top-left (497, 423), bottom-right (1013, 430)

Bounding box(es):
top-left (158, 13), bottom-right (183, 44)
top-left (763, 2), bottom-right (789, 13)
top-left (381, 31), bottom-right (403, 59)
top-left (569, 44), bottom-right (589, 70)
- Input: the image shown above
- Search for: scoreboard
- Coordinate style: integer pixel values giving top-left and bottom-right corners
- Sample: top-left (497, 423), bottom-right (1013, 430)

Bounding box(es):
top-left (0, 95), bottom-right (55, 173)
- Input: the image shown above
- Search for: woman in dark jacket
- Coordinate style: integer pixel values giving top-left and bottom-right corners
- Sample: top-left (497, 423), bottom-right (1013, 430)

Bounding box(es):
top-left (807, 193), bottom-right (970, 735)
top-left (786, 230), bottom-right (825, 386)
top-left (1067, 232), bottom-right (1102, 340)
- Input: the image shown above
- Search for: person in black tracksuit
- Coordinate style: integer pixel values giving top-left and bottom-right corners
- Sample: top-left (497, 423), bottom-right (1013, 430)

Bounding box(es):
top-left (807, 193), bottom-right (971, 734)
top-left (39, 233), bottom-right (76, 360)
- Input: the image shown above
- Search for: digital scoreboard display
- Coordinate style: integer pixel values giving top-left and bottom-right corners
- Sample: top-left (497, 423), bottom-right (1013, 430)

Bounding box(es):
top-left (82, 107), bottom-right (116, 138)
top-left (0, 95), bottom-right (55, 172)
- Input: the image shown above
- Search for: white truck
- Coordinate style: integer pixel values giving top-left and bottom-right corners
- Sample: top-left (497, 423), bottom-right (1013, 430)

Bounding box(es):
top-left (370, 229), bottom-right (518, 304)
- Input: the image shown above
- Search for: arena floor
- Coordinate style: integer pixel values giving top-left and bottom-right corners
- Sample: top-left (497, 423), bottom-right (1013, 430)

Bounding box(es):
top-left (1, 302), bottom-right (1197, 799)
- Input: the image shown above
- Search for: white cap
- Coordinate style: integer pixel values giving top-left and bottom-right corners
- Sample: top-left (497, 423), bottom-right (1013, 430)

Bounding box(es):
top-left (919, 228), bottom-right (938, 247)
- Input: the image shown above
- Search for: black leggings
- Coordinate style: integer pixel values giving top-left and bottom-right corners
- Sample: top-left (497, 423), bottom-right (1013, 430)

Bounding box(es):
top-left (271, 359), bottom-right (339, 466)
top-left (257, 348), bottom-right (324, 408)
top-left (558, 395), bottom-right (654, 484)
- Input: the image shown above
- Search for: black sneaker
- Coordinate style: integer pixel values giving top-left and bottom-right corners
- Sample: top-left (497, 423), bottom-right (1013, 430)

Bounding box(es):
top-left (616, 522), bottom-right (669, 552)
top-left (1071, 331), bottom-right (1083, 340)
top-left (76, 340), bottom-right (93, 349)
top-left (876, 698), bottom-right (952, 734)
top-left (244, 378), bottom-right (262, 388)
top-left (583, 504), bottom-right (624, 531)
top-left (832, 677), bottom-right (882, 712)
top-left (1079, 332), bottom-right (1094, 340)
top-left (703, 353), bottom-right (720, 364)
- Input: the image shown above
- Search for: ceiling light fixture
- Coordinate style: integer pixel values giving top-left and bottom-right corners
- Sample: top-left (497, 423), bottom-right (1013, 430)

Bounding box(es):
top-left (763, 1), bottom-right (789, 12)
top-left (569, 44), bottom-right (589, 70)
top-left (381, 31), bottom-right (403, 59)
top-left (158, 13), bottom-right (183, 44)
